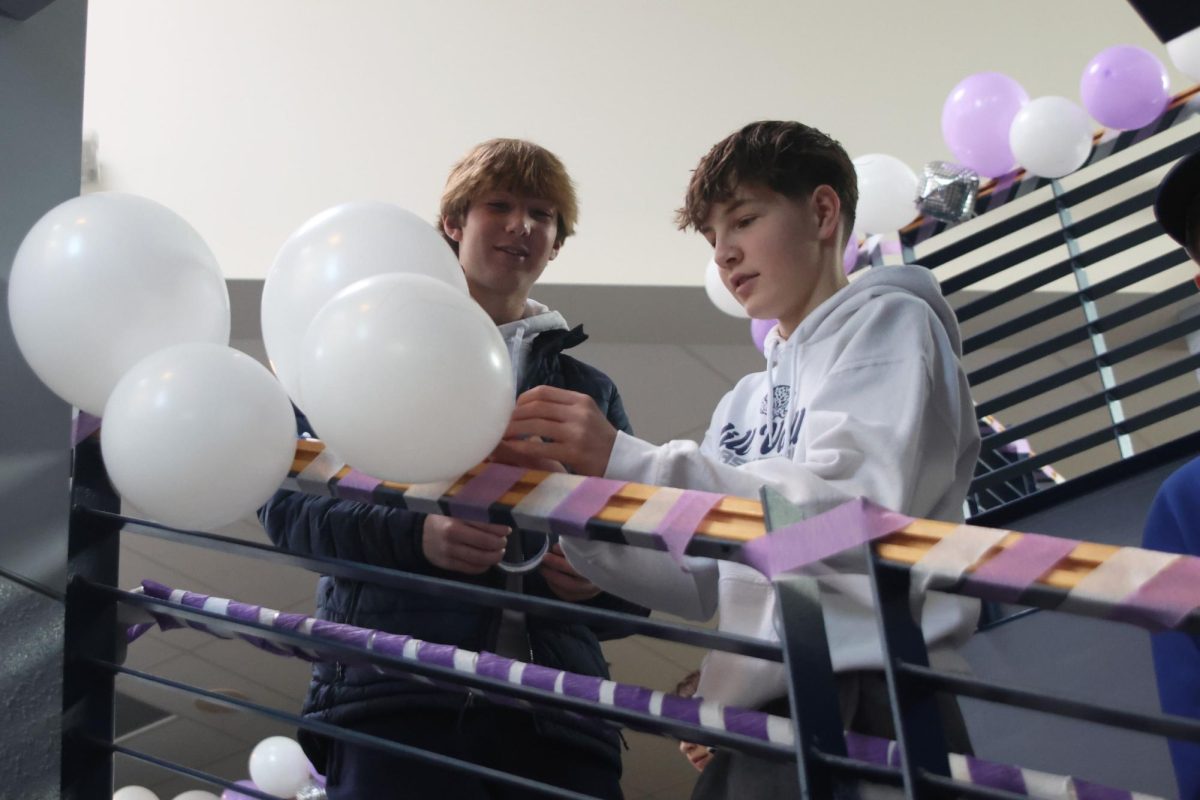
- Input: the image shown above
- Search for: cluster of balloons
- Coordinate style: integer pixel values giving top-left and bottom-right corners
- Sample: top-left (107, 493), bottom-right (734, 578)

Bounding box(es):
top-left (8, 193), bottom-right (296, 530)
top-left (944, 43), bottom-right (1183, 181)
top-left (10, 192), bottom-right (515, 529)
top-left (260, 201), bottom-right (513, 483)
top-left (111, 736), bottom-right (325, 800)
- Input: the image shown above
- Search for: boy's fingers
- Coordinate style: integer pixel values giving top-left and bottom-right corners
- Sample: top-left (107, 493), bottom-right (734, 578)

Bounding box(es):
top-left (462, 520), bottom-right (512, 536)
top-left (516, 385), bottom-right (586, 406)
top-left (509, 399), bottom-right (576, 422)
top-left (445, 522), bottom-right (509, 551)
top-left (503, 419), bottom-right (563, 441)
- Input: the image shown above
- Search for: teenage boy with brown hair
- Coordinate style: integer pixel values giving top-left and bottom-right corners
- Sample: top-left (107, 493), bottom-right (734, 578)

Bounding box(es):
top-left (499, 120), bottom-right (981, 797)
top-left (262, 138), bottom-right (642, 799)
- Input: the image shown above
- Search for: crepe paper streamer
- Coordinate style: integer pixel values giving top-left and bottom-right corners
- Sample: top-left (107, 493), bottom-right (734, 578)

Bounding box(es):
top-left (546, 477), bottom-right (628, 538)
top-left (272, 441), bottom-right (1200, 634)
top-left (447, 463), bottom-right (528, 524)
top-left (72, 411), bottom-right (102, 446)
top-left (125, 581), bottom-right (1163, 799)
top-left (742, 497), bottom-right (914, 579)
top-left (960, 533), bottom-right (1078, 604)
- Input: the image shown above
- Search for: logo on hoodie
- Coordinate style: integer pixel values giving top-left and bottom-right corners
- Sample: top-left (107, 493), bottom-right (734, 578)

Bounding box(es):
top-left (717, 386), bottom-right (804, 465)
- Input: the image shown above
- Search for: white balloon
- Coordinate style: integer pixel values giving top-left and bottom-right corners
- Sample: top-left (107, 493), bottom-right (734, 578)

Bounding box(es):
top-left (1168, 26), bottom-right (1200, 82)
top-left (170, 792), bottom-right (219, 800)
top-left (101, 343), bottom-right (296, 530)
top-left (7, 192), bottom-right (229, 415)
top-left (704, 259), bottom-right (748, 318)
top-left (262, 201), bottom-right (467, 406)
top-left (113, 788), bottom-right (159, 800)
top-left (299, 274), bottom-right (514, 483)
top-left (1009, 96), bottom-right (1093, 179)
top-left (852, 154), bottom-right (919, 234)
top-left (249, 736), bottom-right (311, 798)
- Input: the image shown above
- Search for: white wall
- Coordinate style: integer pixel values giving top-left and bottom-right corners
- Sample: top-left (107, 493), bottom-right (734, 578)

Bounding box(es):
top-left (83, 0), bottom-right (1183, 284)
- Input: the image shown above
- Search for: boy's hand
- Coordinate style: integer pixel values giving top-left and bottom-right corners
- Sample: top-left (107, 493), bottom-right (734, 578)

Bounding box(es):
top-left (503, 386), bottom-right (618, 477)
top-left (679, 741), bottom-right (713, 772)
top-left (539, 543), bottom-right (601, 602)
top-left (422, 514), bottom-right (510, 575)
top-left (490, 437), bottom-right (568, 474)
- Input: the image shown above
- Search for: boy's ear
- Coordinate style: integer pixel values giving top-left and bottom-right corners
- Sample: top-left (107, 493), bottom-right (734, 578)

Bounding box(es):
top-left (811, 185), bottom-right (842, 243)
top-left (442, 214), bottom-right (464, 242)
top-left (549, 238), bottom-right (562, 262)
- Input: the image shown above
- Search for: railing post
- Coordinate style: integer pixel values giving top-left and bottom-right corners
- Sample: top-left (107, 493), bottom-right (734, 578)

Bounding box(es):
top-left (763, 488), bottom-right (856, 799)
top-left (61, 431), bottom-right (122, 800)
top-left (866, 554), bottom-right (951, 797)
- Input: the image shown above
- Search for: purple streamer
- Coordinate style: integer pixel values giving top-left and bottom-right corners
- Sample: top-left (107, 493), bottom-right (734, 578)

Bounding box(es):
top-left (660, 693), bottom-right (701, 725)
top-left (335, 468), bottom-right (383, 504)
top-left (123, 580), bottom-right (1162, 799)
top-left (1109, 555), bottom-right (1200, 630)
top-left (476, 653), bottom-right (516, 681)
top-left (723, 707), bottom-right (769, 741)
top-left (966, 756), bottom-right (1027, 793)
top-left (419, 642), bottom-right (458, 668)
top-left (740, 498), bottom-right (913, 579)
top-left (613, 683), bottom-right (654, 714)
top-left (447, 464), bottom-right (527, 523)
top-left (845, 732), bottom-right (890, 766)
top-left (962, 533), bottom-right (1076, 604)
top-left (71, 412), bottom-right (102, 446)
top-left (521, 664), bottom-right (562, 692)
top-left (1074, 778), bottom-right (1134, 799)
top-left (655, 490), bottom-right (723, 567)
top-left (547, 477), bottom-right (627, 538)
top-left (561, 673), bottom-right (602, 703)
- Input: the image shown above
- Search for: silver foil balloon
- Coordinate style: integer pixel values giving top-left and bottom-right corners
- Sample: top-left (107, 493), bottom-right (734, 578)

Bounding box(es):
top-left (916, 161), bottom-right (979, 223)
top-left (295, 780), bottom-right (327, 800)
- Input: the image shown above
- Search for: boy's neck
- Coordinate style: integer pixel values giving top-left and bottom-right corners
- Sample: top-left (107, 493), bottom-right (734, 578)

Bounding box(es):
top-left (470, 285), bottom-right (529, 326)
top-left (776, 251), bottom-right (849, 339)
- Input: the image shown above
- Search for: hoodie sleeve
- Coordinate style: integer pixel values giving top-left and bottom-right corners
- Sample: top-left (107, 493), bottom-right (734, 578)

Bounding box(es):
top-left (561, 297), bottom-right (975, 618)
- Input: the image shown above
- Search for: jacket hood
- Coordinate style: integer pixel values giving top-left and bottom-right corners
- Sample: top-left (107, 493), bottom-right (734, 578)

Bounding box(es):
top-left (761, 265), bottom-right (961, 358)
top-left (497, 298), bottom-right (570, 342)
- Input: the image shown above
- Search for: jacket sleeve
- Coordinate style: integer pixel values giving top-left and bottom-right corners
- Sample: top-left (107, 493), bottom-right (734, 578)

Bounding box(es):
top-left (562, 300), bottom-right (975, 620)
top-left (260, 488), bottom-right (431, 573)
top-left (258, 408), bottom-right (432, 573)
top-left (604, 382), bottom-right (634, 436)
top-left (1143, 463), bottom-right (1200, 800)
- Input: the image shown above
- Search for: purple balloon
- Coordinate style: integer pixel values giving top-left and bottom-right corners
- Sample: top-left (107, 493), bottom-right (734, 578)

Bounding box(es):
top-left (1080, 45), bottom-right (1169, 131)
top-left (941, 72), bottom-right (1029, 178)
top-left (307, 758), bottom-right (327, 788)
top-left (750, 318), bottom-right (778, 354)
top-left (843, 235), bottom-right (859, 274)
top-left (221, 780), bottom-right (259, 800)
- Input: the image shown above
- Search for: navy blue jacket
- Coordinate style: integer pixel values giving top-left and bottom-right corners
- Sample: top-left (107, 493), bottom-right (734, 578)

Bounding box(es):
top-left (261, 324), bottom-right (645, 773)
top-left (1143, 457), bottom-right (1200, 800)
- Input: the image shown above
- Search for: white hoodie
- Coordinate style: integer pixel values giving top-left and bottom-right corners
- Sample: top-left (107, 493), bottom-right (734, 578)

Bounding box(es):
top-left (562, 265), bottom-right (982, 710)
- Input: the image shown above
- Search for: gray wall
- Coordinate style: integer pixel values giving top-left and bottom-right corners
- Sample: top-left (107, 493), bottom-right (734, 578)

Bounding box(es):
top-left (0, 1), bottom-right (88, 797)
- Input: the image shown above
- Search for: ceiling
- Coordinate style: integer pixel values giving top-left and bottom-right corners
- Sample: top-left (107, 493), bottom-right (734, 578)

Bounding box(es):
top-left (80, 0), bottom-right (1192, 285)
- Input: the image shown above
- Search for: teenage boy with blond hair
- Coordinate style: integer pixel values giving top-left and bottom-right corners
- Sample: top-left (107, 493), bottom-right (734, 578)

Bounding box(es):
top-left (262, 138), bottom-right (642, 799)
top-left (499, 121), bottom-right (981, 797)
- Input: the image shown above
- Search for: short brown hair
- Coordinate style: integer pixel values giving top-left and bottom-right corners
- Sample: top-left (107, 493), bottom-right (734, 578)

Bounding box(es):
top-left (677, 121), bottom-right (858, 241)
top-left (439, 138), bottom-right (579, 254)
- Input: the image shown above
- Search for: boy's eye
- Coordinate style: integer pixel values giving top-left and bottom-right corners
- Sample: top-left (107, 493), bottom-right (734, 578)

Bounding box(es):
top-left (736, 215), bottom-right (757, 229)
top-left (487, 201), bottom-right (511, 211)
top-left (531, 208), bottom-right (554, 221)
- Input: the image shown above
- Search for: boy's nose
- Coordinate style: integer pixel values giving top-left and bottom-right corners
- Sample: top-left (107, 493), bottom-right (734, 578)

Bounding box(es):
top-left (715, 242), bottom-right (740, 267)
top-left (506, 212), bottom-right (531, 235)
